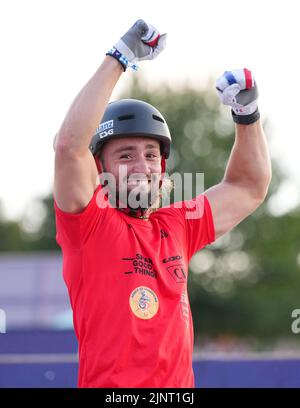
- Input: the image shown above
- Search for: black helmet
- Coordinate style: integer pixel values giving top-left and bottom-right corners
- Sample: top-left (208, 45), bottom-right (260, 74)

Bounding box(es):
top-left (89, 99), bottom-right (171, 158)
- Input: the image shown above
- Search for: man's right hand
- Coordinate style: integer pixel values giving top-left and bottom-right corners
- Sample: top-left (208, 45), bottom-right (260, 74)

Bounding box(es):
top-left (114, 19), bottom-right (167, 63)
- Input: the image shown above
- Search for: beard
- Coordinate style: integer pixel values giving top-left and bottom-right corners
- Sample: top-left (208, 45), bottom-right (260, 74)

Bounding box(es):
top-left (98, 164), bottom-right (163, 216)
top-left (98, 168), bottom-right (174, 218)
top-left (112, 175), bottom-right (161, 212)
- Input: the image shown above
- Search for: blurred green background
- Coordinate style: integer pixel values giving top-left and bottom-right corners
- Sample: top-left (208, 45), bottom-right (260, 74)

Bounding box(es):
top-left (1, 77), bottom-right (299, 351)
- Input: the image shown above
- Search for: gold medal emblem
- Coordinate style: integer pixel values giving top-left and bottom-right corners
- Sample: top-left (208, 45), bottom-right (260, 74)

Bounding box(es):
top-left (129, 286), bottom-right (159, 320)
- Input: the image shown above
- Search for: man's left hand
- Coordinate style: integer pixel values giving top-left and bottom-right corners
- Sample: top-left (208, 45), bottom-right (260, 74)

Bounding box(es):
top-left (216, 68), bottom-right (258, 116)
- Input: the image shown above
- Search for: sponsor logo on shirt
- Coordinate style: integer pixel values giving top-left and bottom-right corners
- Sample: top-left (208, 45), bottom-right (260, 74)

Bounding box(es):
top-left (162, 255), bottom-right (186, 283)
top-left (122, 253), bottom-right (158, 279)
top-left (180, 290), bottom-right (189, 326)
top-left (160, 229), bottom-right (169, 239)
top-left (167, 264), bottom-right (187, 283)
top-left (129, 286), bottom-right (159, 320)
top-left (162, 255), bottom-right (182, 263)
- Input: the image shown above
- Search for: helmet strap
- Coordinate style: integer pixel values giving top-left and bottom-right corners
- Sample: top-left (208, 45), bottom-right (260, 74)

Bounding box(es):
top-left (159, 155), bottom-right (166, 189)
top-left (95, 156), bottom-right (103, 174)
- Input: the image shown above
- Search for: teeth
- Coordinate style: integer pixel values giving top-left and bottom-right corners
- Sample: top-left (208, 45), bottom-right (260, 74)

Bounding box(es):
top-left (127, 180), bottom-right (149, 185)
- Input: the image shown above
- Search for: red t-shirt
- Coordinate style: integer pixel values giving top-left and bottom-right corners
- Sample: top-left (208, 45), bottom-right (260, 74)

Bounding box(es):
top-left (54, 185), bottom-right (215, 388)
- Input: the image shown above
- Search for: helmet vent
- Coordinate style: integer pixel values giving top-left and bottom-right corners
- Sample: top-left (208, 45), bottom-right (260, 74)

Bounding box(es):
top-left (152, 114), bottom-right (164, 123)
top-left (118, 114), bottom-right (135, 121)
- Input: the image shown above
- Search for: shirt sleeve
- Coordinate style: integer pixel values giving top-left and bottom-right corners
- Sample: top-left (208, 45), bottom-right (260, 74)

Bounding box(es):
top-left (54, 184), bottom-right (104, 251)
top-left (180, 194), bottom-right (215, 260)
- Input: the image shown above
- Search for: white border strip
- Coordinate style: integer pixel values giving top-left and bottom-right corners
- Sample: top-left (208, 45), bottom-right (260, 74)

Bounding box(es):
top-left (1, 352), bottom-right (300, 364)
top-left (193, 351), bottom-right (300, 361)
top-left (0, 354), bottom-right (78, 364)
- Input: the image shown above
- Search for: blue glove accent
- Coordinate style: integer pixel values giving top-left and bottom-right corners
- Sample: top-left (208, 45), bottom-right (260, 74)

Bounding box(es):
top-left (224, 71), bottom-right (237, 86)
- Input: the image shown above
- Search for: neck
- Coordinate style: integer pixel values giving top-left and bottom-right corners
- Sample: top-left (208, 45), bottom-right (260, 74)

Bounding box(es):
top-left (118, 207), bottom-right (152, 219)
top-left (105, 187), bottom-right (160, 219)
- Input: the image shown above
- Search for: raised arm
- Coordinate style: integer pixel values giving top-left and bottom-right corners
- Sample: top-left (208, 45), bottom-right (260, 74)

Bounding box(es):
top-left (205, 69), bottom-right (272, 239)
top-left (54, 57), bottom-right (123, 213)
top-left (54, 19), bottom-right (166, 213)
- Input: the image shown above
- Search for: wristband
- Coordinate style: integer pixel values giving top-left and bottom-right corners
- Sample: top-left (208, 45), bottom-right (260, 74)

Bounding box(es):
top-left (231, 108), bottom-right (260, 125)
top-left (106, 47), bottom-right (128, 71)
top-left (105, 47), bottom-right (138, 72)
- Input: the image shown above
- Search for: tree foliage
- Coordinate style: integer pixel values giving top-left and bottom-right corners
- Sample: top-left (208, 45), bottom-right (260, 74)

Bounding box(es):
top-left (1, 76), bottom-right (300, 343)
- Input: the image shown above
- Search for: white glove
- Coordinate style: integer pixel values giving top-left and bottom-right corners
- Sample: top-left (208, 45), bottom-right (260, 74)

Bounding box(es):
top-left (216, 68), bottom-right (258, 116)
top-left (108, 19), bottom-right (167, 70)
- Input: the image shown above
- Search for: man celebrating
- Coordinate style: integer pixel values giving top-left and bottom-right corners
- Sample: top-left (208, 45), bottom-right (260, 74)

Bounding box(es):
top-left (54, 19), bottom-right (271, 388)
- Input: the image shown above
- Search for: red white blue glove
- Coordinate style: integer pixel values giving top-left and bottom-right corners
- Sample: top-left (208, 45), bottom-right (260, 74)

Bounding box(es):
top-left (106, 19), bottom-right (167, 71)
top-left (216, 68), bottom-right (260, 125)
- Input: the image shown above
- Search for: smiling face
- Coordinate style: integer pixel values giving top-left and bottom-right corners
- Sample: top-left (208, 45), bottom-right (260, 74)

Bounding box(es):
top-left (100, 136), bottom-right (162, 209)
